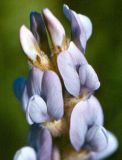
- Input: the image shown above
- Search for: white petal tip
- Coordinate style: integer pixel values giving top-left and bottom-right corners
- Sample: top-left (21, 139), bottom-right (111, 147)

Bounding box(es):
top-left (13, 147), bottom-right (36, 160)
top-left (20, 25), bottom-right (39, 61)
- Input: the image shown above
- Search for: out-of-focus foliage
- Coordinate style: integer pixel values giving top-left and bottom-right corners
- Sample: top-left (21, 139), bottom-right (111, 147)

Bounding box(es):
top-left (0, 0), bottom-right (122, 159)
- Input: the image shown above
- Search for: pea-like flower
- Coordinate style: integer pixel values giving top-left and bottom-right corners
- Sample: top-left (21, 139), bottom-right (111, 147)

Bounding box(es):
top-left (13, 125), bottom-right (118, 160)
top-left (14, 67), bottom-right (64, 124)
top-left (13, 4), bottom-right (118, 160)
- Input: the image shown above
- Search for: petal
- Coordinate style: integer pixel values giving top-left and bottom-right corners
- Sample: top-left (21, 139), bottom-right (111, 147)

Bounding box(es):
top-left (27, 67), bottom-right (44, 96)
top-left (86, 125), bottom-right (108, 152)
top-left (26, 95), bottom-right (49, 124)
top-left (43, 8), bottom-right (65, 47)
top-left (79, 64), bottom-right (100, 92)
top-left (70, 101), bottom-right (88, 151)
top-left (52, 146), bottom-right (60, 160)
top-left (13, 77), bottom-right (26, 100)
top-left (68, 41), bottom-right (88, 66)
top-left (28, 124), bottom-right (41, 151)
top-left (87, 96), bottom-right (104, 126)
top-left (90, 131), bottom-right (118, 160)
top-left (20, 25), bottom-right (40, 61)
top-left (42, 71), bottom-right (64, 119)
top-left (30, 12), bottom-right (50, 55)
top-left (37, 127), bottom-right (52, 160)
top-left (57, 50), bottom-right (80, 96)
top-left (21, 84), bottom-right (29, 111)
top-left (78, 14), bottom-right (92, 40)
top-left (63, 5), bottom-right (87, 53)
top-left (70, 96), bottom-right (103, 151)
top-left (13, 146), bottom-right (36, 160)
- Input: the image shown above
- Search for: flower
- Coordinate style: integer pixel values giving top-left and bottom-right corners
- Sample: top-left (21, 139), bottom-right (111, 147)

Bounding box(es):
top-left (13, 4), bottom-right (118, 160)
top-left (13, 125), bottom-right (118, 160)
top-left (14, 67), bottom-right (64, 124)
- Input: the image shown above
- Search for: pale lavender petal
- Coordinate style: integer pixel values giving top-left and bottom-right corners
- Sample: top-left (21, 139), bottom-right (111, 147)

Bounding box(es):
top-left (87, 96), bottom-right (103, 126)
top-left (57, 50), bottom-right (80, 96)
top-left (63, 4), bottom-right (87, 53)
top-left (26, 95), bottom-right (49, 124)
top-left (68, 41), bottom-right (88, 66)
top-left (27, 67), bottom-right (44, 96)
top-left (42, 71), bottom-right (64, 119)
top-left (70, 101), bottom-right (88, 151)
top-left (52, 146), bottom-right (60, 160)
top-left (70, 96), bottom-right (103, 151)
top-left (13, 146), bottom-right (36, 160)
top-left (90, 131), bottom-right (118, 160)
top-left (43, 8), bottom-right (65, 47)
top-left (30, 12), bottom-right (50, 55)
top-left (78, 14), bottom-right (92, 40)
top-left (20, 25), bottom-right (40, 61)
top-left (13, 77), bottom-right (26, 100)
top-left (79, 64), bottom-right (100, 92)
top-left (86, 125), bottom-right (108, 152)
top-left (37, 127), bottom-right (52, 160)
top-left (21, 85), bottom-right (29, 111)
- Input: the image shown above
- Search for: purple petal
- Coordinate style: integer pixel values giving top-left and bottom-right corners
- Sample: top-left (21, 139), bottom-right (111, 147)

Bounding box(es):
top-left (87, 96), bottom-right (103, 126)
top-left (21, 84), bottom-right (29, 111)
top-left (70, 96), bottom-right (103, 151)
top-left (52, 146), bottom-right (60, 160)
top-left (13, 77), bottom-right (26, 101)
top-left (57, 50), bottom-right (80, 96)
top-left (28, 124), bottom-right (42, 151)
top-left (90, 131), bottom-right (118, 160)
top-left (78, 14), bottom-right (92, 40)
top-left (63, 5), bottom-right (87, 53)
top-left (37, 127), bottom-right (52, 160)
top-left (20, 25), bottom-right (41, 61)
top-left (43, 8), bottom-right (65, 47)
top-left (86, 125), bottom-right (108, 152)
top-left (13, 77), bottom-right (29, 111)
top-left (30, 12), bottom-right (50, 55)
top-left (68, 42), bottom-right (88, 66)
top-left (13, 146), bottom-right (36, 160)
top-left (79, 64), bottom-right (100, 92)
top-left (29, 125), bottom-right (53, 160)
top-left (26, 95), bottom-right (49, 124)
top-left (70, 101), bottom-right (88, 151)
top-left (27, 67), bottom-right (44, 96)
top-left (42, 71), bottom-right (64, 119)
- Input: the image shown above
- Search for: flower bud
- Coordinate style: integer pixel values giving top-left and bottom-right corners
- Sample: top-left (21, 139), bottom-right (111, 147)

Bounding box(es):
top-left (43, 8), bottom-right (65, 48)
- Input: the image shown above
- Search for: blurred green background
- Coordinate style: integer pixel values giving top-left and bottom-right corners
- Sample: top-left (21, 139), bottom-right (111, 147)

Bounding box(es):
top-left (0, 0), bottom-right (122, 159)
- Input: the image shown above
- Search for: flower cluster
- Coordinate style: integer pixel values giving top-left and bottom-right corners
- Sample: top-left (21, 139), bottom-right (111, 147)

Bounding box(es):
top-left (13, 4), bottom-right (118, 160)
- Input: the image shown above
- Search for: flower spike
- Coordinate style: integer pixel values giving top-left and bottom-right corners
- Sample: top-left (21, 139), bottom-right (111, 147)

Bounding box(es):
top-left (13, 5), bottom-right (118, 160)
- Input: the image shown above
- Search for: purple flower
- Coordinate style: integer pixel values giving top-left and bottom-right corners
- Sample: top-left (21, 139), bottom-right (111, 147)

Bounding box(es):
top-left (70, 96), bottom-right (104, 151)
top-left (14, 67), bottom-right (64, 124)
top-left (90, 131), bottom-right (118, 160)
top-left (42, 5), bottom-right (100, 97)
top-left (63, 4), bottom-right (92, 53)
top-left (57, 41), bottom-right (100, 97)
